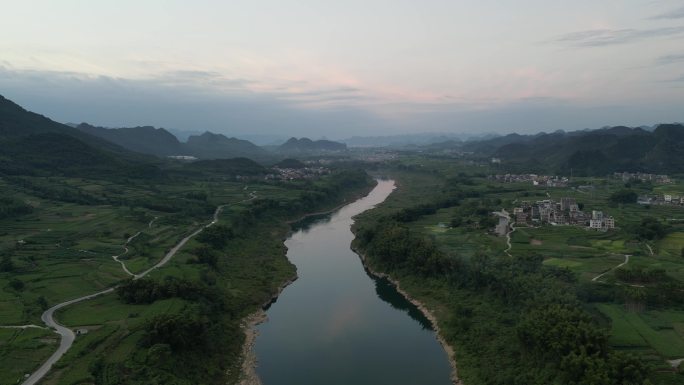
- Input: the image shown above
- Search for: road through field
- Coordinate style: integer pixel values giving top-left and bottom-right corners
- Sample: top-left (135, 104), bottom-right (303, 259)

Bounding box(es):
top-left (19, 192), bottom-right (257, 385)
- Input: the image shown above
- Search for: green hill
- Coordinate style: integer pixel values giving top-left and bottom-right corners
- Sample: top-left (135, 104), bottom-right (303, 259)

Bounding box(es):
top-left (185, 132), bottom-right (270, 161)
top-left (277, 137), bottom-right (347, 153)
top-left (186, 157), bottom-right (267, 176)
top-left (459, 124), bottom-right (684, 175)
top-left (0, 95), bottom-right (160, 177)
top-left (76, 123), bottom-right (185, 157)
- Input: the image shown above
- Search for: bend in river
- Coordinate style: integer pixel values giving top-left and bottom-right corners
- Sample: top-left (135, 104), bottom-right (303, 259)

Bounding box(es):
top-left (253, 179), bottom-right (452, 385)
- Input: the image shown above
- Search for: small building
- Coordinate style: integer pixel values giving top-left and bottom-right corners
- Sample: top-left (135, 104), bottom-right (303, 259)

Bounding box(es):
top-left (589, 219), bottom-right (603, 229)
top-left (515, 212), bottom-right (528, 225)
top-left (560, 197), bottom-right (577, 211)
top-left (604, 217), bottom-right (615, 229)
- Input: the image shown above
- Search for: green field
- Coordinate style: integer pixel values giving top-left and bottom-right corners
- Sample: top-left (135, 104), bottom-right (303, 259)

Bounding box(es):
top-left (597, 303), bottom-right (684, 358)
top-left (0, 167), bottom-right (375, 385)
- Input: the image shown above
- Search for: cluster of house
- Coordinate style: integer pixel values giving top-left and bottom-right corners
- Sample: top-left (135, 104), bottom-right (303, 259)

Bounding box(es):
top-left (489, 174), bottom-right (569, 187)
top-left (264, 167), bottom-right (330, 181)
top-left (638, 194), bottom-right (684, 206)
top-left (511, 197), bottom-right (615, 231)
top-left (614, 172), bottom-right (672, 184)
top-left (167, 155), bottom-right (198, 161)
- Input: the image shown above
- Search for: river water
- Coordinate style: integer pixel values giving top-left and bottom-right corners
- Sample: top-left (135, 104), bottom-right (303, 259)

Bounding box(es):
top-left (253, 180), bottom-right (452, 385)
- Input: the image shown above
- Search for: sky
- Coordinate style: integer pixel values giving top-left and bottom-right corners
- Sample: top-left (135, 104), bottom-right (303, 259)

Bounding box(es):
top-left (1, 0), bottom-right (683, 140)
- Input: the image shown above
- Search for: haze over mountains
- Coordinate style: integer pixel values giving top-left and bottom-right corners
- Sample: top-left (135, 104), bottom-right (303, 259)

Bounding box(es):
top-left (73, 122), bottom-right (348, 162)
top-left (2, 94), bottom-right (684, 178)
top-left (459, 125), bottom-right (684, 175)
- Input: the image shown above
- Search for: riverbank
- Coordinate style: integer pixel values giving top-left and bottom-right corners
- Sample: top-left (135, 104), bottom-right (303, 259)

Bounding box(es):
top-left (352, 246), bottom-right (461, 385)
top-left (238, 275), bottom-right (297, 385)
top-left (284, 179), bottom-right (378, 226)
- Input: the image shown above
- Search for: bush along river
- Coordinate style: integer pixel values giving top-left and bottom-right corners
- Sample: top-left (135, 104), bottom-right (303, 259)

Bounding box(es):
top-left (250, 180), bottom-right (453, 385)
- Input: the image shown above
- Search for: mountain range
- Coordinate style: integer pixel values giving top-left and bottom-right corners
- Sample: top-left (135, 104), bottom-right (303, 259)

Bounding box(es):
top-left (277, 137), bottom-right (347, 153)
top-left (455, 125), bottom-right (684, 175)
top-left (2, 93), bottom-right (683, 177)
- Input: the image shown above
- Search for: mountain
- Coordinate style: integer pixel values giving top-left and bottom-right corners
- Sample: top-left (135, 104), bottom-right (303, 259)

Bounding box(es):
top-left (76, 123), bottom-right (184, 157)
top-left (342, 133), bottom-right (473, 148)
top-left (278, 137), bottom-right (346, 153)
top-left (457, 124), bottom-right (684, 175)
top-left (0, 95), bottom-right (160, 177)
top-left (185, 132), bottom-right (270, 160)
top-left (74, 125), bottom-right (270, 162)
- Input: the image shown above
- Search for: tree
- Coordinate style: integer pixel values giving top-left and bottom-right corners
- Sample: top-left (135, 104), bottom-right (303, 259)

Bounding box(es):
top-left (636, 217), bottom-right (668, 240)
top-left (0, 255), bottom-right (14, 272)
top-left (8, 279), bottom-right (24, 291)
top-left (609, 189), bottom-right (638, 204)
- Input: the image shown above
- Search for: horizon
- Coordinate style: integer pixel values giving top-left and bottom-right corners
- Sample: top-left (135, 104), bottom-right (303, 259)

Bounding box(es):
top-left (1, 1), bottom-right (683, 138)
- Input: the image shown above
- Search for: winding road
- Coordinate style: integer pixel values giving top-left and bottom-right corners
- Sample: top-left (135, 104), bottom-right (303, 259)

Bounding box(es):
top-left (592, 254), bottom-right (630, 283)
top-left (17, 192), bottom-right (257, 385)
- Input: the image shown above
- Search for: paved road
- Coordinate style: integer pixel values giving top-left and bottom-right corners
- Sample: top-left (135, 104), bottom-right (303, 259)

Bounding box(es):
top-left (22, 287), bottom-right (115, 385)
top-left (20, 194), bottom-right (256, 385)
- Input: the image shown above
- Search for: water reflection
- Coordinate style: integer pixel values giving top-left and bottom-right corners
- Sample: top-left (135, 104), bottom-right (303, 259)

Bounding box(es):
top-left (253, 180), bottom-right (452, 385)
top-left (369, 271), bottom-right (433, 330)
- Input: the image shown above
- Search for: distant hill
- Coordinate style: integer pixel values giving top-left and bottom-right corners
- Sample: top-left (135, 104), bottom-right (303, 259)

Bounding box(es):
top-left (275, 158), bottom-right (306, 169)
top-left (458, 124), bottom-right (684, 175)
top-left (0, 95), bottom-right (160, 177)
top-left (278, 137), bottom-right (346, 153)
top-left (76, 123), bottom-right (184, 157)
top-left (185, 132), bottom-right (270, 160)
top-left (186, 157), bottom-right (267, 176)
top-left (74, 125), bottom-right (270, 162)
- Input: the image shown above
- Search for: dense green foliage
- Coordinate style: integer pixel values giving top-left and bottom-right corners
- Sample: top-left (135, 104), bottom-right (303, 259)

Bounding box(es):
top-left (635, 217), bottom-right (669, 240)
top-left (610, 189), bottom-right (638, 204)
top-left (0, 196), bottom-right (33, 219)
top-left (353, 168), bottom-right (663, 385)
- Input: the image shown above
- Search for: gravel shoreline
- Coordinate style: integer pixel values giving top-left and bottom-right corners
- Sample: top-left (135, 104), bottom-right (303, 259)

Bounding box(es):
top-left (237, 276), bottom-right (297, 385)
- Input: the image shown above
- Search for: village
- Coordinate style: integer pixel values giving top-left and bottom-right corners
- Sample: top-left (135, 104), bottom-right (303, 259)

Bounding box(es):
top-left (264, 166), bottom-right (330, 181)
top-left (494, 197), bottom-right (616, 236)
top-left (614, 171), bottom-right (673, 184)
top-left (488, 174), bottom-right (569, 187)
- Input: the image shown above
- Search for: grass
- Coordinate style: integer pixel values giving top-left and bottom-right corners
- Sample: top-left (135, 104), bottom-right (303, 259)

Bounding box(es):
top-left (0, 327), bottom-right (58, 385)
top-left (659, 232), bottom-right (684, 258)
top-left (597, 303), bottom-right (684, 359)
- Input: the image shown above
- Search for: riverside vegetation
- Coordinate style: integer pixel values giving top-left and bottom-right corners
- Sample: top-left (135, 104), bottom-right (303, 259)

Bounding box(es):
top-left (353, 156), bottom-right (684, 385)
top-left (0, 91), bottom-right (376, 385)
top-left (0, 165), bottom-right (373, 385)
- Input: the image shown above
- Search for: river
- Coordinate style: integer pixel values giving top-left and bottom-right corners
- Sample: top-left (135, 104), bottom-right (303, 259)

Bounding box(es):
top-left (253, 180), bottom-right (453, 385)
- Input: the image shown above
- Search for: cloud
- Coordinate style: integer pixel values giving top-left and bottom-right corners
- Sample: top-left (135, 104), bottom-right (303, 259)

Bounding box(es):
top-left (655, 53), bottom-right (684, 65)
top-left (650, 6), bottom-right (684, 19)
top-left (667, 74), bottom-right (684, 82)
top-left (0, 66), bottom-right (387, 138)
top-left (551, 26), bottom-right (684, 47)
top-left (0, 65), bottom-right (682, 138)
